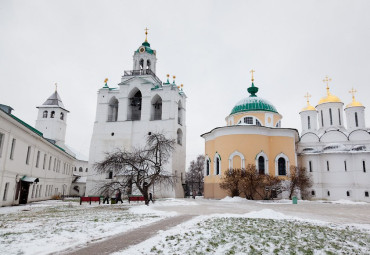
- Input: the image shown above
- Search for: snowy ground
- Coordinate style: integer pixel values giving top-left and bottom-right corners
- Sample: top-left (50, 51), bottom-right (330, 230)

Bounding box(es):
top-left (0, 197), bottom-right (369, 255)
top-left (118, 209), bottom-right (370, 255)
top-left (0, 199), bottom-right (175, 255)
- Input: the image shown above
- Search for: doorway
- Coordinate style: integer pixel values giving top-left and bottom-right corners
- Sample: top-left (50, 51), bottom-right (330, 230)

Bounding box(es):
top-left (19, 181), bottom-right (30, 204)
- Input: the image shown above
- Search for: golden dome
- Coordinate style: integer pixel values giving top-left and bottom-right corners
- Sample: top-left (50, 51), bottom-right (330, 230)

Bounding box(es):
top-left (317, 93), bottom-right (342, 105)
top-left (301, 92), bottom-right (316, 112)
top-left (346, 88), bottom-right (363, 108)
top-left (317, 76), bottom-right (342, 105)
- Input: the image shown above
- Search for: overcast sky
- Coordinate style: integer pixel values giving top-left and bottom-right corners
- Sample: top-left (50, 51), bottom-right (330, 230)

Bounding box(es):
top-left (1, 0), bottom-right (370, 167)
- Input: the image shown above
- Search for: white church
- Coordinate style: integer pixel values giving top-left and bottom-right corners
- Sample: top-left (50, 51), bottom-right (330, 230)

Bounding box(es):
top-left (298, 77), bottom-right (370, 201)
top-left (86, 32), bottom-right (187, 198)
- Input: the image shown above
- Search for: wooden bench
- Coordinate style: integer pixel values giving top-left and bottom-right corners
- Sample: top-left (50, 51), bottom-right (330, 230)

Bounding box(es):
top-left (80, 196), bottom-right (101, 205)
top-left (128, 196), bottom-right (145, 203)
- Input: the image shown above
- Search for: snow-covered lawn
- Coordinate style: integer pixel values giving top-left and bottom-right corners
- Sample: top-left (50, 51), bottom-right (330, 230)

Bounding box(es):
top-left (0, 199), bottom-right (173, 255)
top-left (120, 209), bottom-right (370, 255)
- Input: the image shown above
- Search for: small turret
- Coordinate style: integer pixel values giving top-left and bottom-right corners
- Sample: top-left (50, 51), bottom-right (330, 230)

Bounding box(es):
top-left (345, 88), bottom-right (365, 131)
top-left (300, 92), bottom-right (317, 133)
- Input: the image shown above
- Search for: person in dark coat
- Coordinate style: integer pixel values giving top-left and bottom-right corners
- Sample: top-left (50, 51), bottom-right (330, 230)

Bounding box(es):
top-left (149, 192), bottom-right (154, 203)
top-left (115, 190), bottom-right (123, 204)
top-left (103, 190), bottom-right (110, 204)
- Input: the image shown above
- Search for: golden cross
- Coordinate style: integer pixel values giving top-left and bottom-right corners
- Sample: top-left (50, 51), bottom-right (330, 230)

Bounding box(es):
top-left (349, 87), bottom-right (357, 100)
top-left (104, 78), bottom-right (108, 83)
top-left (55, 82), bottom-right (58, 92)
top-left (304, 92), bottom-right (311, 104)
top-left (144, 27), bottom-right (149, 42)
top-left (250, 69), bottom-right (255, 82)
top-left (323, 75), bottom-right (332, 95)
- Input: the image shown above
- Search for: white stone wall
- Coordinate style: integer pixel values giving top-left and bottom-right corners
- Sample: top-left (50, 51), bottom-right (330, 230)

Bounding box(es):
top-left (0, 110), bottom-right (75, 206)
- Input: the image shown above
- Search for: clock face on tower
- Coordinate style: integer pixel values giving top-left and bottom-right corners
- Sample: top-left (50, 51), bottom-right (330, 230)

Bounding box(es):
top-left (139, 46), bottom-right (145, 53)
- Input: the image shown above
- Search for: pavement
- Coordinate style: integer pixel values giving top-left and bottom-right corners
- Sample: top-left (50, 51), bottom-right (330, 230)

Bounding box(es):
top-left (61, 198), bottom-right (370, 254)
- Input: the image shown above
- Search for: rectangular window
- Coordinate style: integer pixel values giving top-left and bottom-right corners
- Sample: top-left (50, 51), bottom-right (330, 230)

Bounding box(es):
top-left (31, 184), bottom-right (35, 198)
top-left (307, 116), bottom-right (311, 130)
top-left (2, 182), bottom-right (9, 201)
top-left (0, 133), bottom-right (4, 158)
top-left (43, 154), bottom-right (46, 169)
top-left (321, 110), bottom-right (324, 127)
top-left (53, 158), bottom-right (56, 171)
top-left (26, 146), bottom-right (31, 165)
top-left (38, 185), bottom-right (42, 198)
top-left (35, 185), bottom-right (39, 198)
top-left (344, 161), bottom-right (347, 171)
top-left (10, 138), bottom-right (16, 160)
top-left (49, 156), bottom-right (52, 170)
top-left (365, 191), bottom-right (369, 197)
top-left (326, 161), bottom-right (329, 171)
top-left (36, 151), bottom-right (40, 168)
top-left (329, 108), bottom-right (333, 125)
top-left (309, 161), bottom-right (312, 172)
top-left (244, 117), bottom-right (253, 124)
top-left (45, 185), bottom-right (48, 197)
top-left (338, 109), bottom-right (341, 125)
top-left (363, 161), bottom-right (366, 173)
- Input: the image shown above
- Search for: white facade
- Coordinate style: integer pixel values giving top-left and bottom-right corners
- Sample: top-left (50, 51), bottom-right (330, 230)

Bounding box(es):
top-left (0, 105), bottom-right (75, 206)
top-left (86, 38), bottom-right (186, 198)
top-left (298, 91), bottom-right (370, 202)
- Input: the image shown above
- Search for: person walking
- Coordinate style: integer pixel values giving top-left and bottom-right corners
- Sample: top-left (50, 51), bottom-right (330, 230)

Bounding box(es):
top-left (149, 192), bottom-right (154, 203)
top-left (103, 190), bottom-right (110, 204)
top-left (115, 190), bottom-right (123, 204)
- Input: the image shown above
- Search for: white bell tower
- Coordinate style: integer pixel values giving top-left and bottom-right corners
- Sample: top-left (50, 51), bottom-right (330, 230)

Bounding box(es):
top-left (132, 28), bottom-right (157, 73)
top-left (35, 84), bottom-right (69, 144)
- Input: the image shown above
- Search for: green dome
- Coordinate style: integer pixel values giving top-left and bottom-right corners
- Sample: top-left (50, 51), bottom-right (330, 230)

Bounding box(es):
top-left (231, 96), bottom-right (278, 115)
top-left (136, 41), bottom-right (155, 55)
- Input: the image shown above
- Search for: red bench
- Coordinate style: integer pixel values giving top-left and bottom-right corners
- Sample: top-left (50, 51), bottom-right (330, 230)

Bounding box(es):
top-left (129, 196), bottom-right (145, 203)
top-left (80, 196), bottom-right (101, 205)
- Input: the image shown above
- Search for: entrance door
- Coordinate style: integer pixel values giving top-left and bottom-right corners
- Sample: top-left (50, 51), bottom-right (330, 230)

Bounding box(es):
top-left (19, 181), bottom-right (30, 204)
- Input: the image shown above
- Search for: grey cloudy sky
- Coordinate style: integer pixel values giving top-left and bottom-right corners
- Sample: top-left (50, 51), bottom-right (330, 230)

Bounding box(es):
top-left (1, 0), bottom-right (370, 167)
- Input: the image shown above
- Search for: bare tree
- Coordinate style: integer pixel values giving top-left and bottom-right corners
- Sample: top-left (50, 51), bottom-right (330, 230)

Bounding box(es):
top-left (94, 132), bottom-right (175, 205)
top-left (285, 166), bottom-right (313, 200)
top-left (238, 164), bottom-right (264, 200)
top-left (219, 168), bottom-right (242, 197)
top-left (185, 155), bottom-right (205, 196)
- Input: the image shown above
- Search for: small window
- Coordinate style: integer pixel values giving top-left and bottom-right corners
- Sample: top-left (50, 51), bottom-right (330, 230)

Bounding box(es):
top-left (206, 160), bottom-right (210, 176)
top-left (51, 111), bottom-right (55, 118)
top-left (355, 112), bottom-right (358, 127)
top-left (49, 156), bottom-right (52, 170)
top-left (338, 109), bottom-right (341, 125)
top-left (86, 168), bottom-right (88, 172)
top-left (60, 112), bottom-right (64, 120)
top-left (43, 111), bottom-right (48, 118)
top-left (278, 157), bottom-right (286, 175)
top-left (216, 157), bottom-right (220, 175)
top-left (0, 133), bottom-right (4, 158)
top-left (363, 161), bottom-right (366, 173)
top-left (346, 191), bottom-right (350, 197)
top-left (36, 151), bottom-right (40, 168)
top-left (10, 138), bottom-right (16, 160)
top-left (108, 171), bottom-right (113, 179)
top-left (43, 154), bottom-right (46, 169)
top-left (308, 116), bottom-right (311, 130)
top-left (256, 119), bottom-right (261, 126)
top-left (258, 156), bottom-right (265, 175)
top-left (365, 191), bottom-right (369, 197)
top-left (2, 182), bottom-right (9, 201)
top-left (309, 161), bottom-right (312, 172)
top-left (311, 190), bottom-right (315, 196)
top-left (321, 110), bottom-right (324, 127)
top-left (329, 108), bottom-right (333, 125)
top-left (344, 161), bottom-right (347, 171)
top-left (244, 117), bottom-right (253, 124)
top-left (31, 184), bottom-right (35, 198)
top-left (79, 167), bottom-right (83, 172)
top-left (26, 146), bottom-right (31, 165)
top-left (177, 129), bottom-right (183, 145)
top-left (326, 161), bottom-right (329, 171)
top-left (327, 190), bottom-right (330, 197)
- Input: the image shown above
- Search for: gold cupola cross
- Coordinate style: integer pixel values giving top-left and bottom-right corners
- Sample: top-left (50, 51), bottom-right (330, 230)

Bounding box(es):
top-left (304, 92), bottom-right (311, 105)
top-left (323, 75), bottom-right (332, 95)
top-left (349, 87), bottom-right (357, 101)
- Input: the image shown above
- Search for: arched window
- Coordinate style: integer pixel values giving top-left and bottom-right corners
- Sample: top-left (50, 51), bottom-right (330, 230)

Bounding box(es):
top-left (278, 158), bottom-right (286, 175)
top-left (228, 151), bottom-right (245, 169)
top-left (128, 90), bottom-right (142, 121)
top-left (43, 111), bottom-right (48, 118)
top-left (139, 59), bottom-right (144, 70)
top-left (151, 95), bottom-right (162, 120)
top-left (321, 110), bottom-right (324, 126)
top-left (355, 112), bottom-right (358, 127)
top-left (214, 153), bottom-right (221, 175)
top-left (206, 159), bottom-right (210, 176)
top-left (307, 116), bottom-right (311, 129)
top-left (338, 109), bottom-right (341, 125)
top-left (60, 112), bottom-right (64, 120)
top-left (108, 97), bottom-right (119, 122)
top-left (177, 129), bottom-right (183, 145)
top-left (51, 111), bottom-right (55, 118)
top-left (79, 167), bottom-right (83, 172)
top-left (147, 60), bottom-right (151, 70)
top-left (258, 156), bottom-right (265, 175)
top-left (329, 108), bottom-right (333, 125)
top-left (178, 101), bottom-right (183, 125)
top-left (311, 190), bottom-right (315, 196)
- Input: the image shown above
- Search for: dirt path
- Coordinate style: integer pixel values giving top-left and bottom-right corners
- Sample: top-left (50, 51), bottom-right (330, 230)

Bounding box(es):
top-left (60, 215), bottom-right (194, 255)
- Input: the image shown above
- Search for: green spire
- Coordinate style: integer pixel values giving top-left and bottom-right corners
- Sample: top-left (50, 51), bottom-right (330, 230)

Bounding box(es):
top-left (247, 82), bottom-right (259, 97)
